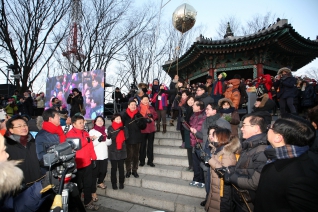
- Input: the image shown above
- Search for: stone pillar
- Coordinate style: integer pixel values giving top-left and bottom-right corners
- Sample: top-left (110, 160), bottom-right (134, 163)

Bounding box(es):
top-left (256, 64), bottom-right (264, 77)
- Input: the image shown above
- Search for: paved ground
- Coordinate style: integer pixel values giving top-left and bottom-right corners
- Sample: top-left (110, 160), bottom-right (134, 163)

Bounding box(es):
top-left (86, 196), bottom-right (165, 212)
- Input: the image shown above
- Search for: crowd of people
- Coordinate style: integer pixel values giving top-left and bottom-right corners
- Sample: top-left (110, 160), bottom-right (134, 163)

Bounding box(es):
top-left (0, 66), bottom-right (318, 211)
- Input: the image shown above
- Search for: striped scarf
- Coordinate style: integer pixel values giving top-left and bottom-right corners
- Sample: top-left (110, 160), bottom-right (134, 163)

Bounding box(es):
top-left (265, 145), bottom-right (309, 164)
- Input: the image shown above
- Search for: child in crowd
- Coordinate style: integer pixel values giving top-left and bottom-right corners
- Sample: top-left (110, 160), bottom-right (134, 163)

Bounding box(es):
top-left (107, 114), bottom-right (128, 190)
top-left (218, 98), bottom-right (240, 136)
top-left (65, 115), bottom-right (99, 210)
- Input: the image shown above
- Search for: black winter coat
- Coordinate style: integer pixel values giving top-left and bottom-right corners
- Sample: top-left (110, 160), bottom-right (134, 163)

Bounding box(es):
top-left (22, 96), bottom-right (34, 116)
top-left (121, 111), bottom-right (147, 145)
top-left (300, 84), bottom-right (315, 107)
top-left (277, 76), bottom-right (297, 99)
top-left (254, 152), bottom-right (318, 212)
top-left (5, 134), bottom-right (43, 185)
top-left (107, 126), bottom-right (128, 160)
top-left (230, 133), bottom-right (268, 206)
top-left (196, 93), bottom-right (214, 107)
top-left (67, 94), bottom-right (84, 117)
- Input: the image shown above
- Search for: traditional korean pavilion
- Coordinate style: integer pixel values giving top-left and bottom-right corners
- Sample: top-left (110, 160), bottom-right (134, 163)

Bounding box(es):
top-left (162, 19), bottom-right (318, 83)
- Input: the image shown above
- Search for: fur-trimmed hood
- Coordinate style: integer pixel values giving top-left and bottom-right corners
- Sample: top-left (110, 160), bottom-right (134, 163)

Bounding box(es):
top-left (222, 135), bottom-right (241, 155)
top-left (218, 98), bottom-right (234, 107)
top-left (277, 67), bottom-right (292, 76)
top-left (0, 160), bottom-right (24, 198)
top-left (138, 82), bottom-right (148, 89)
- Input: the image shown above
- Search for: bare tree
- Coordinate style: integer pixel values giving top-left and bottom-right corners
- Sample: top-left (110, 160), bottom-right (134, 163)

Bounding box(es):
top-left (58, 0), bottom-right (157, 74)
top-left (0, 0), bottom-right (70, 92)
top-left (215, 15), bottom-right (242, 39)
top-left (214, 12), bottom-right (277, 39)
top-left (241, 12), bottom-right (277, 35)
top-left (301, 67), bottom-right (318, 81)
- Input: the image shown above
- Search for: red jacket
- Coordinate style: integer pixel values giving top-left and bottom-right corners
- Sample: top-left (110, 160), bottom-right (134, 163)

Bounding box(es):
top-left (138, 105), bottom-right (158, 133)
top-left (65, 127), bottom-right (97, 169)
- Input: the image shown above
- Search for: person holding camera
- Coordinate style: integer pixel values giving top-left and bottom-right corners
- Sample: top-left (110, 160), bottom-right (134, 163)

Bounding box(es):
top-left (206, 127), bottom-right (241, 212)
top-left (65, 115), bottom-right (99, 210)
top-left (89, 116), bottom-right (111, 200)
top-left (67, 88), bottom-right (84, 117)
top-left (138, 95), bottom-right (158, 167)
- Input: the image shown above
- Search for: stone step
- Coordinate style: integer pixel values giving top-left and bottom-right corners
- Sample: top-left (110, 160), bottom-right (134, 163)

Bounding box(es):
top-left (154, 138), bottom-right (183, 147)
top-left (154, 145), bottom-right (187, 157)
top-left (105, 173), bottom-right (205, 199)
top-left (137, 163), bottom-right (194, 181)
top-left (97, 183), bottom-right (205, 212)
top-left (154, 131), bottom-right (182, 139)
top-left (153, 153), bottom-right (190, 167)
top-left (107, 162), bottom-right (194, 181)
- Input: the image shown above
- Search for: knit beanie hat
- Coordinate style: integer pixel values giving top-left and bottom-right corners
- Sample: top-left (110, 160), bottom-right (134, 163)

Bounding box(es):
top-left (221, 72), bottom-right (227, 78)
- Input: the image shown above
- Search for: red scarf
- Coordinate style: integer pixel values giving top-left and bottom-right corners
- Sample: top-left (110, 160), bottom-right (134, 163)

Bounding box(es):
top-left (126, 108), bottom-right (138, 119)
top-left (111, 121), bottom-right (125, 150)
top-left (93, 125), bottom-right (107, 141)
top-left (139, 104), bottom-right (149, 117)
top-left (42, 121), bottom-right (66, 142)
top-left (214, 80), bottom-right (223, 95)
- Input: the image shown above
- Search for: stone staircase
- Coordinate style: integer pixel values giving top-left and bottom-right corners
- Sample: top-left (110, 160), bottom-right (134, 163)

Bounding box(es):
top-left (97, 123), bottom-right (206, 212)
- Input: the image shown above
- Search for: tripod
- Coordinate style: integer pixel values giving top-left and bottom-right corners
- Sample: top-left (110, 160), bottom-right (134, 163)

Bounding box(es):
top-left (50, 164), bottom-right (86, 212)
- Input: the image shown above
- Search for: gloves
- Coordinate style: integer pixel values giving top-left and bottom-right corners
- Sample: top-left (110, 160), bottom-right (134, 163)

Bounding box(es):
top-left (92, 160), bottom-right (96, 169)
top-left (214, 167), bottom-right (226, 178)
top-left (98, 135), bottom-right (104, 142)
top-left (223, 171), bottom-right (231, 184)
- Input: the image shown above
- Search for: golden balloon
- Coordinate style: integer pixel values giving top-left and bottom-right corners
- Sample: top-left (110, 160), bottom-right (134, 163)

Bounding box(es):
top-left (172, 3), bottom-right (197, 33)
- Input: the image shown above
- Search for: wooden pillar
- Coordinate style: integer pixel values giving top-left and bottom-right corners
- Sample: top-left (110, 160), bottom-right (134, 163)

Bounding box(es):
top-left (209, 68), bottom-right (215, 79)
top-left (256, 64), bottom-right (264, 77)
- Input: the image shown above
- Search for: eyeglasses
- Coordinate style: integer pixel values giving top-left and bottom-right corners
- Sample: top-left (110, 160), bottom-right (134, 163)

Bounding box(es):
top-left (196, 89), bottom-right (203, 92)
top-left (12, 124), bottom-right (28, 129)
top-left (241, 124), bottom-right (254, 128)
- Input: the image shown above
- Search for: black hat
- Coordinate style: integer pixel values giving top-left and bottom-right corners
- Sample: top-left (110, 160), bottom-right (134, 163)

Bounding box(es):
top-left (206, 75), bottom-right (213, 80)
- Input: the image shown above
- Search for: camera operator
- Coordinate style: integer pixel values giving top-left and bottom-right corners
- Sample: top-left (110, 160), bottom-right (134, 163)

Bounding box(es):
top-left (35, 109), bottom-right (66, 174)
top-left (0, 134), bottom-right (57, 212)
top-left (65, 115), bottom-right (99, 210)
top-left (66, 88), bottom-right (84, 117)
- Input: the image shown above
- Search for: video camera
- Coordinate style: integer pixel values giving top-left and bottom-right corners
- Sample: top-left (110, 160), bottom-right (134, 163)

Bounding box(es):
top-left (43, 138), bottom-right (81, 168)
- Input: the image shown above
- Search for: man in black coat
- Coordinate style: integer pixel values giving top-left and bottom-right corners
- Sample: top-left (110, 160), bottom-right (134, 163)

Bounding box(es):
top-left (223, 114), bottom-right (268, 211)
top-left (4, 115), bottom-right (43, 186)
top-left (195, 84), bottom-right (214, 107)
top-left (275, 67), bottom-right (297, 115)
top-left (254, 115), bottom-right (318, 212)
top-left (121, 100), bottom-right (147, 178)
top-left (66, 88), bottom-right (84, 117)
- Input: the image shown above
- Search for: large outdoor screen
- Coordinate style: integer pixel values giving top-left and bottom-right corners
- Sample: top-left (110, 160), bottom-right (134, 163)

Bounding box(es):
top-left (45, 70), bottom-right (104, 119)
